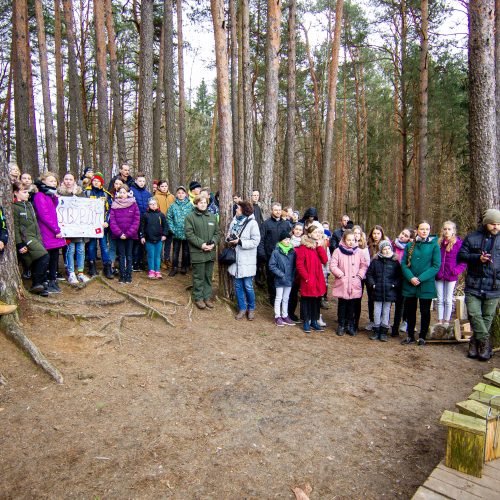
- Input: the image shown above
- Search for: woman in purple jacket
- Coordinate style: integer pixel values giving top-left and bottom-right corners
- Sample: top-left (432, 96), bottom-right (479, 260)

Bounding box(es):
top-left (109, 185), bottom-right (140, 284)
top-left (435, 221), bottom-right (467, 326)
top-left (33, 172), bottom-right (66, 294)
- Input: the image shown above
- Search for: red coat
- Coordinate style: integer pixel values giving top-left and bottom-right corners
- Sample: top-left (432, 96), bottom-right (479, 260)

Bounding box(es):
top-left (295, 235), bottom-right (328, 297)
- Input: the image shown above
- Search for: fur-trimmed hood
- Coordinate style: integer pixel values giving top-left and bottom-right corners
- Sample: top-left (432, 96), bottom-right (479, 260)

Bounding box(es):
top-left (300, 234), bottom-right (317, 249)
top-left (57, 184), bottom-right (83, 197)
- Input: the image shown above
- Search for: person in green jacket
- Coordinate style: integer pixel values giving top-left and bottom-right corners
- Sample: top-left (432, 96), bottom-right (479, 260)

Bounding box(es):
top-left (12, 181), bottom-right (49, 297)
top-left (400, 220), bottom-right (441, 346)
top-left (185, 195), bottom-right (220, 309)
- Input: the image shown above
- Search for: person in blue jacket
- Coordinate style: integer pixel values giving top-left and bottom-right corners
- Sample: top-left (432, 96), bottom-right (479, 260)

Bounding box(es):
top-left (130, 173), bottom-right (152, 271)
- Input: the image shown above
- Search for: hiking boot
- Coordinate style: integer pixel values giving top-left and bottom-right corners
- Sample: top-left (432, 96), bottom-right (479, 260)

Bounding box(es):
top-left (311, 321), bottom-right (325, 332)
top-left (88, 261), bottom-right (97, 277)
top-left (67, 272), bottom-right (78, 285)
top-left (369, 327), bottom-right (380, 341)
top-left (401, 336), bottom-right (416, 345)
top-left (337, 324), bottom-right (346, 337)
top-left (275, 317), bottom-right (285, 327)
top-left (103, 263), bottom-right (114, 279)
top-left (204, 299), bottom-right (215, 309)
top-left (168, 268), bottom-right (178, 277)
top-left (247, 310), bottom-right (255, 321)
top-left (77, 273), bottom-right (90, 283)
top-left (303, 321), bottom-right (311, 334)
top-left (346, 323), bottom-right (357, 336)
top-left (467, 336), bottom-right (478, 359)
top-left (195, 300), bottom-right (206, 310)
top-left (281, 316), bottom-right (296, 326)
top-left (478, 339), bottom-right (491, 361)
top-left (235, 310), bottom-right (246, 320)
top-left (379, 326), bottom-right (389, 342)
top-left (47, 280), bottom-right (62, 294)
top-left (0, 301), bottom-right (17, 315)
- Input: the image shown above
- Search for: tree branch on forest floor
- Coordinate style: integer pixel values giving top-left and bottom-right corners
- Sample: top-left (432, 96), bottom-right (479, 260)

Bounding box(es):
top-left (0, 373), bottom-right (7, 386)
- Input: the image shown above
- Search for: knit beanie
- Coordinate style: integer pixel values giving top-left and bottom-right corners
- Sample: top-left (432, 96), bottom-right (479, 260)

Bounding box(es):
top-left (189, 181), bottom-right (201, 191)
top-left (379, 240), bottom-right (392, 252)
top-left (483, 209), bottom-right (500, 225)
top-left (279, 229), bottom-right (291, 241)
top-left (91, 173), bottom-right (105, 186)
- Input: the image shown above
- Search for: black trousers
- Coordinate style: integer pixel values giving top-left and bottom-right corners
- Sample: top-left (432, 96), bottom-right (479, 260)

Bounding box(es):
top-left (163, 233), bottom-right (173, 261)
top-left (391, 293), bottom-right (406, 334)
top-left (32, 253), bottom-right (49, 287)
top-left (288, 282), bottom-right (300, 318)
top-left (172, 239), bottom-right (190, 269)
top-left (405, 297), bottom-right (432, 339)
top-left (47, 248), bottom-right (61, 280)
top-left (366, 285), bottom-right (374, 322)
top-left (338, 298), bottom-right (356, 326)
top-left (116, 238), bottom-right (134, 278)
top-left (266, 261), bottom-right (276, 305)
top-left (300, 296), bottom-right (321, 323)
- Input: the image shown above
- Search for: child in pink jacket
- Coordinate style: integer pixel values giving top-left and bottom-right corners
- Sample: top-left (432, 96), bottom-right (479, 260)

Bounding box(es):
top-left (330, 229), bottom-right (369, 337)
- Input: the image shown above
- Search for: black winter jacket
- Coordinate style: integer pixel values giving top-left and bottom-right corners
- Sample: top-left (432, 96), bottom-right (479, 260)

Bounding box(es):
top-left (139, 209), bottom-right (168, 243)
top-left (365, 254), bottom-right (402, 303)
top-left (258, 217), bottom-right (292, 260)
top-left (457, 227), bottom-right (500, 298)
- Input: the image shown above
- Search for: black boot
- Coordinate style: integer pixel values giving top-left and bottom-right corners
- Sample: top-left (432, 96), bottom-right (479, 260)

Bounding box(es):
top-left (337, 322), bottom-right (346, 337)
top-left (478, 338), bottom-right (491, 362)
top-left (168, 268), bottom-right (178, 277)
top-left (103, 263), bottom-right (114, 279)
top-left (369, 326), bottom-right (380, 341)
top-left (346, 322), bottom-right (357, 336)
top-left (47, 279), bottom-right (62, 294)
top-left (467, 336), bottom-right (478, 359)
top-left (88, 260), bottom-right (98, 277)
top-left (379, 326), bottom-right (389, 342)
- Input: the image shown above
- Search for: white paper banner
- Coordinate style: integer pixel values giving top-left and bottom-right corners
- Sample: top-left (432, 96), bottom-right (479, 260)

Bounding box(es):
top-left (57, 197), bottom-right (105, 238)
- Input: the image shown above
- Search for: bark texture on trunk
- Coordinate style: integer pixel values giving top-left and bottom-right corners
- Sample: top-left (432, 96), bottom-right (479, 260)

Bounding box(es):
top-left (468, 0), bottom-right (499, 216)
top-left (177, 0), bottom-right (187, 185)
top-left (286, 0), bottom-right (297, 209)
top-left (153, 22), bottom-right (165, 181)
top-left (230, 0), bottom-right (241, 193)
top-left (54, 0), bottom-right (67, 177)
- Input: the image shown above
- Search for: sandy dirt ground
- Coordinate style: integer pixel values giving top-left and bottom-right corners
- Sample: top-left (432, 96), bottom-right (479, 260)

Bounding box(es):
top-left (1, 271), bottom-right (499, 499)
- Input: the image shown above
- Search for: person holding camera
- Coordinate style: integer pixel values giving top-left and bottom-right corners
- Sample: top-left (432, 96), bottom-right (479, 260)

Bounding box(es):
top-left (185, 195), bottom-right (220, 309)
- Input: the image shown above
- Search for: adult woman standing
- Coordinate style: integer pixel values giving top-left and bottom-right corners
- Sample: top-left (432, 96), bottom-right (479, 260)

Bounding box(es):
top-left (401, 220), bottom-right (441, 346)
top-left (33, 172), bottom-right (66, 293)
top-left (227, 201), bottom-right (261, 320)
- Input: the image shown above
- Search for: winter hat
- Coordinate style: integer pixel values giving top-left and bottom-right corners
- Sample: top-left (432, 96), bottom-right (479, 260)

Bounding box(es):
top-left (379, 240), bottom-right (392, 252)
top-left (91, 172), bottom-right (105, 186)
top-left (483, 209), bottom-right (500, 225)
top-left (189, 181), bottom-right (201, 191)
top-left (83, 167), bottom-right (93, 176)
top-left (176, 185), bottom-right (187, 193)
top-left (310, 220), bottom-right (324, 232)
top-left (279, 229), bottom-right (291, 241)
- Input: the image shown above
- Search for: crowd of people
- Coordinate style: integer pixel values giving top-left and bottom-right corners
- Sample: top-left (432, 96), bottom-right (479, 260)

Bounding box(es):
top-left (1, 162), bottom-right (499, 362)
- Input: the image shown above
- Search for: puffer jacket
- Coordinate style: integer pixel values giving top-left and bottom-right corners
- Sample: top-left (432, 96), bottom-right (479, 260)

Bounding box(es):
top-left (130, 184), bottom-right (152, 215)
top-left (184, 208), bottom-right (220, 263)
top-left (154, 190), bottom-right (175, 216)
top-left (12, 200), bottom-right (47, 266)
top-left (436, 237), bottom-right (467, 282)
top-left (109, 197), bottom-right (140, 239)
top-left (295, 235), bottom-right (328, 297)
top-left (401, 236), bottom-right (441, 299)
top-left (227, 215), bottom-right (261, 278)
top-left (458, 227), bottom-right (500, 298)
top-left (258, 217), bottom-right (292, 260)
top-left (167, 198), bottom-right (193, 240)
top-left (330, 243), bottom-right (369, 300)
top-left (365, 254), bottom-right (402, 303)
top-left (140, 208), bottom-right (168, 243)
top-left (268, 244), bottom-right (296, 287)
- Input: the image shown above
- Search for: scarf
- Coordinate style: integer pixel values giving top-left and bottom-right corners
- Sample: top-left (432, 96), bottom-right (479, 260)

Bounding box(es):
top-left (291, 235), bottom-right (301, 248)
top-left (34, 180), bottom-right (57, 197)
top-left (378, 250), bottom-right (394, 259)
top-left (278, 242), bottom-right (293, 255)
top-left (339, 241), bottom-right (358, 255)
top-left (394, 238), bottom-right (407, 250)
top-left (231, 214), bottom-right (247, 235)
top-left (416, 235), bottom-right (430, 243)
top-left (111, 197), bottom-right (136, 209)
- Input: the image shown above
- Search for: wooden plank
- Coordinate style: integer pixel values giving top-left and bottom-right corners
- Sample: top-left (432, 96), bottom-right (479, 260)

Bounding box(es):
top-left (468, 391), bottom-right (500, 410)
top-left (440, 410), bottom-right (487, 435)
top-left (457, 400), bottom-right (500, 420)
top-left (430, 467), bottom-right (498, 498)
top-left (484, 371), bottom-right (500, 388)
top-left (473, 383), bottom-right (500, 396)
top-left (422, 476), bottom-right (481, 499)
top-left (436, 462), bottom-right (500, 492)
top-left (445, 427), bottom-right (485, 477)
top-left (412, 485), bottom-right (451, 500)
top-left (483, 462), bottom-right (500, 480)
top-left (487, 459), bottom-right (500, 471)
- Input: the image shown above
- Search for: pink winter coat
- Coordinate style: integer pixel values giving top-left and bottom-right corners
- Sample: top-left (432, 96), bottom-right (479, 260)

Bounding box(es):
top-left (32, 190), bottom-right (66, 251)
top-left (330, 243), bottom-right (369, 300)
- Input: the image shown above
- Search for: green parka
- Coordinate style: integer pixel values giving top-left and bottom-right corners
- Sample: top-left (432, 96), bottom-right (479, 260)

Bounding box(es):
top-left (184, 209), bottom-right (220, 263)
top-left (12, 200), bottom-right (48, 267)
top-left (401, 236), bottom-right (441, 299)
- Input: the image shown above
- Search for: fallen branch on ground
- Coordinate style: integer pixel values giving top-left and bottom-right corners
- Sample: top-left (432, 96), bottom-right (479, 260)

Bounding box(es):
top-left (0, 373), bottom-right (7, 386)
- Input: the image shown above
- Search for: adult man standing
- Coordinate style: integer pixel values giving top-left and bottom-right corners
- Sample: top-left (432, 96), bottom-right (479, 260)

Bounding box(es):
top-left (107, 163), bottom-right (135, 191)
top-left (258, 202), bottom-right (292, 305)
top-left (251, 190), bottom-right (264, 227)
top-left (330, 214), bottom-right (352, 252)
top-left (458, 209), bottom-right (500, 361)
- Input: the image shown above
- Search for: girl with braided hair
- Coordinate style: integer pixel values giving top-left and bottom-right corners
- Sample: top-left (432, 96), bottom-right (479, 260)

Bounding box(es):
top-left (401, 221), bottom-right (441, 346)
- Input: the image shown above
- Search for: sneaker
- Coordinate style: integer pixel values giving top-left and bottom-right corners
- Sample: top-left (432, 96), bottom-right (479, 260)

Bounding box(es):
top-left (195, 300), bottom-right (206, 310)
top-left (132, 266), bottom-right (141, 272)
top-left (303, 321), bottom-right (311, 333)
top-left (365, 322), bottom-right (374, 331)
top-left (118, 276), bottom-right (126, 284)
top-left (67, 272), bottom-right (78, 285)
top-left (417, 338), bottom-right (426, 347)
top-left (47, 280), bottom-right (62, 294)
top-left (125, 275), bottom-right (132, 283)
top-left (29, 284), bottom-right (45, 295)
top-left (155, 272), bottom-right (163, 279)
top-left (399, 321), bottom-right (408, 333)
top-left (401, 336), bottom-right (416, 345)
top-left (311, 321), bottom-right (325, 332)
top-left (168, 269), bottom-right (177, 277)
top-left (289, 314), bottom-right (301, 323)
top-left (247, 310), bottom-right (255, 321)
top-left (56, 272), bottom-right (65, 281)
top-left (77, 273), bottom-right (90, 283)
top-left (317, 315), bottom-right (327, 327)
top-left (148, 271), bottom-right (157, 279)
top-left (235, 310), bottom-right (246, 320)
top-left (204, 299), bottom-right (215, 309)
top-left (281, 316), bottom-right (296, 326)
top-left (275, 317), bottom-right (285, 327)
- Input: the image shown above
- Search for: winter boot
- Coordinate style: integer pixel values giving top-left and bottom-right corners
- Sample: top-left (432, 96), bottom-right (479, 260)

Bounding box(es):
top-left (478, 338), bottom-right (492, 362)
top-left (103, 263), bottom-right (114, 279)
top-left (336, 322), bottom-right (346, 337)
top-left (369, 326), bottom-right (380, 340)
top-left (379, 326), bottom-right (389, 342)
top-left (88, 260), bottom-right (98, 277)
top-left (467, 336), bottom-right (479, 359)
top-left (346, 322), bottom-right (357, 336)
top-left (311, 320), bottom-right (325, 332)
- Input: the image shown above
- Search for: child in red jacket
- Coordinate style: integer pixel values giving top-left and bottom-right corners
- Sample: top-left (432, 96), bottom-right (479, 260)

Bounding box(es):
top-left (294, 225), bottom-right (328, 334)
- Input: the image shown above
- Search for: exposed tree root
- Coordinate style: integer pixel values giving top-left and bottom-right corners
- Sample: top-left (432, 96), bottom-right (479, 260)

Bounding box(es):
top-left (0, 373), bottom-right (7, 386)
top-left (0, 315), bottom-right (63, 384)
top-left (29, 295), bottom-right (126, 307)
top-left (31, 305), bottom-right (101, 321)
top-left (97, 277), bottom-right (175, 327)
top-left (186, 295), bottom-right (193, 322)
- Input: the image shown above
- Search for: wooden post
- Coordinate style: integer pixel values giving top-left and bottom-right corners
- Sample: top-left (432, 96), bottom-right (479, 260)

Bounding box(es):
top-left (439, 410), bottom-right (486, 478)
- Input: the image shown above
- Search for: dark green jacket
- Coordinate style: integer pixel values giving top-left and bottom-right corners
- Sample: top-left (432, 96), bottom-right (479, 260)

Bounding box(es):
top-left (401, 236), bottom-right (441, 299)
top-left (185, 209), bottom-right (220, 263)
top-left (12, 200), bottom-right (48, 266)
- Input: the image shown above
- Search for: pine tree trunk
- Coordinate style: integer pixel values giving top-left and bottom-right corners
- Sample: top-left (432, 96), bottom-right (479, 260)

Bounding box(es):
top-left (400, 0), bottom-right (410, 227)
top-left (163, 0), bottom-right (179, 189)
top-left (468, 0), bottom-right (499, 216)
top-left (62, 0), bottom-right (92, 170)
top-left (176, 0), bottom-right (187, 185)
top-left (320, 0), bottom-right (344, 221)
top-left (153, 22), bottom-right (165, 181)
top-left (210, 97), bottom-right (218, 187)
top-left (241, 0), bottom-right (254, 197)
top-left (210, 0), bottom-right (234, 298)
top-left (286, 0), bottom-right (296, 209)
top-left (12, 0), bottom-right (39, 175)
top-left (105, 0), bottom-right (127, 169)
top-left (138, 0), bottom-right (154, 186)
top-left (417, 0), bottom-right (429, 221)
top-left (230, 0), bottom-right (241, 193)
top-left (34, 0), bottom-right (57, 173)
top-left (94, 0), bottom-right (111, 178)
top-left (495, 0), bottom-right (500, 203)
top-left (54, 0), bottom-right (67, 177)
top-left (260, 0), bottom-right (282, 215)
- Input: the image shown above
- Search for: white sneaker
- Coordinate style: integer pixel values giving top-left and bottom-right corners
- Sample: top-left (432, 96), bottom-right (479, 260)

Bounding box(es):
top-left (67, 272), bottom-right (78, 285)
top-left (365, 322), bottom-right (374, 331)
top-left (317, 315), bottom-right (327, 327)
top-left (399, 321), bottom-right (408, 333)
top-left (77, 273), bottom-right (90, 283)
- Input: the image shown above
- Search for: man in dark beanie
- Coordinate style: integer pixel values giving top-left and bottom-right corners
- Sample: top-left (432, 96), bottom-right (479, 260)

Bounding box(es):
top-left (188, 181), bottom-right (202, 205)
top-left (458, 208), bottom-right (500, 361)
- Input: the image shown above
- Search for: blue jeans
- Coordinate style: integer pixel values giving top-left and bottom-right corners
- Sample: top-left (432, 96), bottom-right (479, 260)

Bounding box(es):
top-left (234, 276), bottom-right (256, 312)
top-left (107, 233), bottom-right (116, 264)
top-left (88, 236), bottom-right (110, 264)
top-left (66, 241), bottom-right (85, 274)
top-left (145, 241), bottom-right (162, 272)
